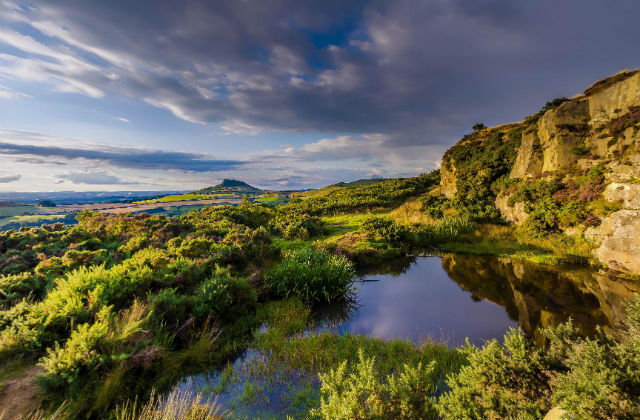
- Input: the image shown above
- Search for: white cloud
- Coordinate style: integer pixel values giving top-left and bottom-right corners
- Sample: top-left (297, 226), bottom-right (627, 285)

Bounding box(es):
top-left (117, 117), bottom-right (131, 123)
top-left (56, 170), bottom-right (134, 185)
top-left (0, 84), bottom-right (31, 99)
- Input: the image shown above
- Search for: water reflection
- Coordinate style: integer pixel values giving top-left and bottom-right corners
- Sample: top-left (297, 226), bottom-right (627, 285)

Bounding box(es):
top-left (315, 256), bottom-right (517, 346)
top-left (173, 254), bottom-right (640, 418)
top-left (440, 254), bottom-right (639, 344)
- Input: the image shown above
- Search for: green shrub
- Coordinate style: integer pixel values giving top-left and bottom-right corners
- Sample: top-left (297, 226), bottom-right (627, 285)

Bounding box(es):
top-left (437, 329), bottom-right (552, 419)
top-left (438, 294), bottom-right (640, 420)
top-left (544, 297), bottom-right (640, 420)
top-left (148, 288), bottom-right (196, 327)
top-left (418, 194), bottom-right (451, 218)
top-left (0, 272), bottom-right (45, 308)
top-left (38, 301), bottom-right (152, 392)
top-left (360, 217), bottom-right (410, 245)
top-left (314, 349), bottom-right (438, 420)
top-left (271, 211), bottom-right (326, 239)
top-left (264, 248), bottom-right (355, 303)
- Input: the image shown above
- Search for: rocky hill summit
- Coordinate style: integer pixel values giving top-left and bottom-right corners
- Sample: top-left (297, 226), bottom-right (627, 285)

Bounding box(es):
top-left (194, 179), bottom-right (263, 195)
top-left (440, 70), bottom-right (640, 275)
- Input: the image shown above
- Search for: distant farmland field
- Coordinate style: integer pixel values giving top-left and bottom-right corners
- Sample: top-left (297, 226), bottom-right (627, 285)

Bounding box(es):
top-left (136, 193), bottom-right (236, 204)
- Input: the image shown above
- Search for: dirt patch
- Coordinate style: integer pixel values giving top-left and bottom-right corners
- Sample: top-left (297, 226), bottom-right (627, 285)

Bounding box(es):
top-left (0, 366), bottom-right (42, 420)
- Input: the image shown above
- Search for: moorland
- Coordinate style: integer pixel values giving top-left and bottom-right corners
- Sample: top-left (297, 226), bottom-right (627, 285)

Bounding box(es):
top-left (0, 71), bottom-right (639, 419)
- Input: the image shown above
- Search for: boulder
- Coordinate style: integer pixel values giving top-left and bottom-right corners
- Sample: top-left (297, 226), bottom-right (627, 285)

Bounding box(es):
top-left (604, 182), bottom-right (640, 209)
top-left (495, 193), bottom-right (528, 224)
top-left (543, 407), bottom-right (567, 420)
top-left (586, 210), bottom-right (640, 274)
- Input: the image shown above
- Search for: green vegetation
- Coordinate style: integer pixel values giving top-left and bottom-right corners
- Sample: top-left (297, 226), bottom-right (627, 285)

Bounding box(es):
top-left (252, 195), bottom-right (285, 205)
top-left (0, 204), bottom-right (284, 417)
top-left (0, 150), bottom-right (634, 419)
top-left (264, 249), bottom-right (355, 303)
top-left (506, 165), bottom-right (607, 235)
top-left (0, 204), bottom-right (38, 218)
top-left (38, 201), bottom-right (57, 208)
top-left (315, 350), bottom-right (440, 420)
top-left (443, 126), bottom-right (522, 220)
top-left (281, 172), bottom-right (439, 216)
top-left (438, 294), bottom-right (640, 420)
top-left (327, 178), bottom-right (385, 188)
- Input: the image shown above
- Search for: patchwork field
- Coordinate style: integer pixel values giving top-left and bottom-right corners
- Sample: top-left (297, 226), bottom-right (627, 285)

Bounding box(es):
top-left (57, 197), bottom-right (243, 214)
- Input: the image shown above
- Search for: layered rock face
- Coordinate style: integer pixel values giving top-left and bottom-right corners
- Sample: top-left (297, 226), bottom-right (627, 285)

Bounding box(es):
top-left (441, 70), bottom-right (640, 275)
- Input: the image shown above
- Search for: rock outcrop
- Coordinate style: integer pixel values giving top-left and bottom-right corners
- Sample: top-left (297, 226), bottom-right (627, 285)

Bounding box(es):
top-left (495, 193), bottom-right (528, 224)
top-left (440, 70), bottom-right (640, 274)
top-left (586, 210), bottom-right (640, 274)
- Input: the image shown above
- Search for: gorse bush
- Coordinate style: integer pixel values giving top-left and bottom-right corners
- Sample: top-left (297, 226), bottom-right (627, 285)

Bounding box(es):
top-left (271, 211), bottom-right (326, 239)
top-left (314, 349), bottom-right (439, 420)
top-left (437, 329), bottom-right (553, 419)
top-left (0, 205), bottom-right (281, 416)
top-left (418, 193), bottom-right (451, 218)
top-left (265, 248), bottom-right (355, 303)
top-left (544, 298), bottom-right (640, 420)
top-left (360, 217), bottom-right (410, 245)
top-left (437, 294), bottom-right (640, 420)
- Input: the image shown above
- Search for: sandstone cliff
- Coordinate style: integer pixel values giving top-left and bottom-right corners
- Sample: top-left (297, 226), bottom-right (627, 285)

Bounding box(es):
top-left (440, 70), bottom-right (640, 275)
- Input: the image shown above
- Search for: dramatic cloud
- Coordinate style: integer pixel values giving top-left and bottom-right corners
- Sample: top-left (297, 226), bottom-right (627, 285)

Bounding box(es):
top-left (0, 129), bottom-right (245, 172)
top-left (0, 0), bottom-right (639, 190)
top-left (56, 170), bottom-right (133, 185)
top-left (0, 173), bottom-right (20, 183)
top-left (0, 0), bottom-right (638, 147)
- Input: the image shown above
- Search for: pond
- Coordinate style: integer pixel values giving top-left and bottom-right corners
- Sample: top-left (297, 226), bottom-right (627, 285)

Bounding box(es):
top-left (313, 256), bottom-right (517, 345)
top-left (172, 254), bottom-right (638, 419)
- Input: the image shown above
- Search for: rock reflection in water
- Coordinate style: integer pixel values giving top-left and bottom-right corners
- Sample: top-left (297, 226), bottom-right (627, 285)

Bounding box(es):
top-left (313, 256), bottom-right (518, 346)
top-left (173, 254), bottom-right (639, 418)
top-left (440, 254), bottom-right (640, 344)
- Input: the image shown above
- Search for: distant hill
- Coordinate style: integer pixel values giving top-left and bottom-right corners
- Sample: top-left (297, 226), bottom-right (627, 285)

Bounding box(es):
top-left (0, 201), bottom-right (19, 207)
top-left (328, 178), bottom-right (385, 188)
top-left (195, 179), bottom-right (263, 195)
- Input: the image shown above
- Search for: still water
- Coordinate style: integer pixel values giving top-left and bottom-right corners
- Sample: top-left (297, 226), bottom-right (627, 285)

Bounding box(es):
top-left (174, 254), bottom-right (637, 418)
top-left (314, 256), bottom-right (517, 345)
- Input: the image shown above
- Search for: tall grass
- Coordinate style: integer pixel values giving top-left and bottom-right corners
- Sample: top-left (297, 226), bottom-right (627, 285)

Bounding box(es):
top-left (114, 389), bottom-right (224, 420)
top-left (265, 248), bottom-right (356, 304)
top-left (413, 216), bottom-right (475, 245)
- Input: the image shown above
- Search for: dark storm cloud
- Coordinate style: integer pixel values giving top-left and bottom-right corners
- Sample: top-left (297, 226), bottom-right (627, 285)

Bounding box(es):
top-left (0, 139), bottom-right (244, 172)
top-left (1, 0), bottom-right (639, 147)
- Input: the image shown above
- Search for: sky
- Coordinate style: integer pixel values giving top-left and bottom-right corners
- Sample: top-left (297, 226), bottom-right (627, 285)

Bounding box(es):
top-left (0, 0), bottom-right (639, 191)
